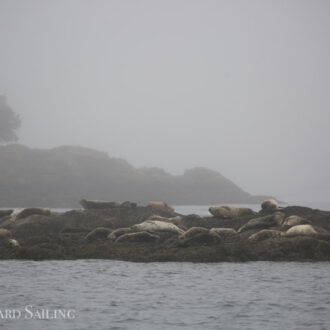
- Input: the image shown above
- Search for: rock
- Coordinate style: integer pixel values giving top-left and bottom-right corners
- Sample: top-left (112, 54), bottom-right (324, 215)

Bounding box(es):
top-left (238, 212), bottom-right (284, 233)
top-left (178, 231), bottom-right (221, 247)
top-left (209, 206), bottom-right (254, 219)
top-left (285, 224), bottom-right (317, 237)
top-left (120, 201), bottom-right (137, 208)
top-left (248, 229), bottom-right (282, 242)
top-left (209, 228), bottom-right (237, 238)
top-left (282, 215), bottom-right (310, 228)
top-left (13, 208), bottom-right (51, 221)
top-left (115, 231), bottom-right (160, 244)
top-left (0, 228), bottom-right (12, 239)
top-left (0, 210), bottom-right (13, 218)
top-left (132, 220), bottom-right (184, 235)
top-left (261, 199), bottom-right (278, 211)
top-left (85, 227), bottom-right (112, 241)
top-left (147, 201), bottom-right (174, 212)
top-left (107, 228), bottom-right (133, 241)
top-left (80, 199), bottom-right (118, 209)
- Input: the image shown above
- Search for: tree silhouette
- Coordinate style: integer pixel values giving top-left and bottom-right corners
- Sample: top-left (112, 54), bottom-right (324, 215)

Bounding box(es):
top-left (0, 96), bottom-right (21, 143)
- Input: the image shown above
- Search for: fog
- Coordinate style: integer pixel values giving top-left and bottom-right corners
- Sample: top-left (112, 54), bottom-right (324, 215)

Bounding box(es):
top-left (0, 0), bottom-right (329, 203)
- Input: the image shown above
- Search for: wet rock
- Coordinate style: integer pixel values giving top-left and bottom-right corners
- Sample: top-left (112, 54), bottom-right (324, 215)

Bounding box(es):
top-left (80, 199), bottom-right (118, 209)
top-left (120, 201), bottom-right (137, 208)
top-left (178, 231), bottom-right (221, 247)
top-left (115, 231), bottom-right (160, 244)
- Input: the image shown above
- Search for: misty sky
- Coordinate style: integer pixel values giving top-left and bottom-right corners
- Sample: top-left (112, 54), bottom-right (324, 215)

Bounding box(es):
top-left (0, 0), bottom-right (330, 203)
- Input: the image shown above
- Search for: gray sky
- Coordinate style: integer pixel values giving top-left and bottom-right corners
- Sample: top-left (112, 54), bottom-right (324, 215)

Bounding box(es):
top-left (0, 0), bottom-right (329, 203)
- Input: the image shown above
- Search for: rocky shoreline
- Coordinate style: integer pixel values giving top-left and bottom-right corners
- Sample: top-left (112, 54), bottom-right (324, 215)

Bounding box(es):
top-left (0, 200), bottom-right (330, 262)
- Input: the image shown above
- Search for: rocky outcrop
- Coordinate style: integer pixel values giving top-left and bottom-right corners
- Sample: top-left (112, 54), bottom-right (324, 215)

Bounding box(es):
top-left (0, 201), bottom-right (329, 262)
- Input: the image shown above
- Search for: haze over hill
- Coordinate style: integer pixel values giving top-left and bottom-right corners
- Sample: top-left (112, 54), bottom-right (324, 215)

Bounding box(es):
top-left (0, 144), bottom-right (266, 208)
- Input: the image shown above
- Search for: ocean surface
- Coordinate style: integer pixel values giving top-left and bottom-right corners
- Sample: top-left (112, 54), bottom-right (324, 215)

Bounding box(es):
top-left (0, 261), bottom-right (329, 330)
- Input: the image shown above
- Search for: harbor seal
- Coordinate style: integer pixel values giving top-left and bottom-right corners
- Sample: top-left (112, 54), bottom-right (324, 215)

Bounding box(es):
top-left (8, 239), bottom-right (20, 248)
top-left (209, 228), bottom-right (237, 238)
top-left (0, 209), bottom-right (13, 218)
top-left (80, 199), bottom-right (118, 209)
top-left (12, 208), bottom-right (51, 221)
top-left (147, 215), bottom-right (182, 226)
top-left (85, 227), bottom-right (112, 241)
top-left (107, 227), bottom-right (133, 241)
top-left (208, 206), bottom-right (254, 219)
top-left (261, 199), bottom-right (278, 211)
top-left (178, 227), bottom-right (209, 241)
top-left (0, 228), bottom-right (12, 239)
top-left (248, 229), bottom-right (282, 242)
top-left (282, 215), bottom-right (309, 228)
top-left (132, 220), bottom-right (184, 235)
top-left (238, 212), bottom-right (284, 233)
top-left (285, 224), bottom-right (317, 237)
top-left (115, 231), bottom-right (160, 244)
top-left (147, 201), bottom-right (175, 212)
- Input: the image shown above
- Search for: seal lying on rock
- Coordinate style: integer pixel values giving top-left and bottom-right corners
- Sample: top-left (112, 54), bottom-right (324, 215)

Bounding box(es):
top-left (0, 228), bottom-right (12, 239)
top-left (147, 201), bottom-right (174, 212)
top-left (178, 227), bottom-right (209, 240)
top-left (209, 228), bottom-right (237, 238)
top-left (238, 212), bottom-right (284, 233)
top-left (147, 215), bottom-right (182, 226)
top-left (8, 239), bottom-right (20, 248)
top-left (261, 199), bottom-right (278, 211)
top-left (107, 228), bottom-right (133, 242)
top-left (209, 206), bottom-right (254, 219)
top-left (248, 229), bottom-right (282, 242)
top-left (285, 224), bottom-right (317, 237)
top-left (115, 231), bottom-right (160, 244)
top-left (11, 208), bottom-right (51, 222)
top-left (178, 227), bottom-right (221, 247)
top-left (85, 227), bottom-right (112, 241)
top-left (282, 215), bottom-right (309, 228)
top-left (80, 199), bottom-right (118, 209)
top-left (132, 220), bottom-right (184, 235)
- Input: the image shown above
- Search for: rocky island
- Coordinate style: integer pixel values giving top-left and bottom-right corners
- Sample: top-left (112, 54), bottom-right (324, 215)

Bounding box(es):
top-left (0, 199), bottom-right (329, 262)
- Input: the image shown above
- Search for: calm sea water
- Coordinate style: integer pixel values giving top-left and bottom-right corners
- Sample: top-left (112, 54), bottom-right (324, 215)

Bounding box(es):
top-left (0, 261), bottom-right (329, 330)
